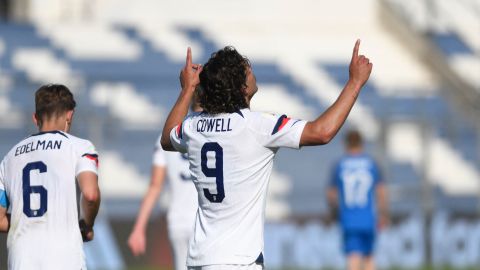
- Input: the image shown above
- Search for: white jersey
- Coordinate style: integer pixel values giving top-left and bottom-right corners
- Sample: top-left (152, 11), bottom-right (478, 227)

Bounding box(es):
top-left (0, 130), bottom-right (98, 270)
top-left (152, 136), bottom-right (198, 233)
top-left (170, 108), bottom-right (306, 266)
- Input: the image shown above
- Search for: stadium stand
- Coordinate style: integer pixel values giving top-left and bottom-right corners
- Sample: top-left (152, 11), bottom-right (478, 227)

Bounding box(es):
top-left (385, 0), bottom-right (480, 91)
top-left (0, 0), bottom-right (478, 216)
top-left (0, 0), bottom-right (479, 268)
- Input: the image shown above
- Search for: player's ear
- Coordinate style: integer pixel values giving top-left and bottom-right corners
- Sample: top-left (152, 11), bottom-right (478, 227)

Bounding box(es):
top-left (66, 110), bottom-right (74, 123)
top-left (32, 113), bottom-right (39, 128)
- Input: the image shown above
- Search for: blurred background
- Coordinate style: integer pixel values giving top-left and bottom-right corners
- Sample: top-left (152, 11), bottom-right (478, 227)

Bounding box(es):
top-left (0, 0), bottom-right (479, 269)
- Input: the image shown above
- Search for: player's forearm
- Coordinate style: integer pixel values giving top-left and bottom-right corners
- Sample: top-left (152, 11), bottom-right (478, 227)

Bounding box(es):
top-left (161, 89), bottom-right (194, 151)
top-left (301, 80), bottom-right (361, 146)
top-left (132, 187), bottom-right (162, 232)
top-left (327, 189), bottom-right (338, 211)
top-left (81, 189), bottom-right (101, 227)
top-left (377, 187), bottom-right (389, 216)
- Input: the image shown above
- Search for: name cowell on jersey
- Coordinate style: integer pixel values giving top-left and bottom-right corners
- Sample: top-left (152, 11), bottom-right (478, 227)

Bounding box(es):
top-left (196, 118), bottom-right (232, 133)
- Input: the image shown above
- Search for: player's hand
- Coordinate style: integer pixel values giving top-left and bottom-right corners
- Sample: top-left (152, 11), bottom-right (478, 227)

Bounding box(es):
top-left (348, 39), bottom-right (373, 88)
top-left (378, 214), bottom-right (390, 230)
top-left (128, 229), bottom-right (147, 257)
top-left (79, 219), bottom-right (94, 242)
top-left (180, 47), bottom-right (203, 91)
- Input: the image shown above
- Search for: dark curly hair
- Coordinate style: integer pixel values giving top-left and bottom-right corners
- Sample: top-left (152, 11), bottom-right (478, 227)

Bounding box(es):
top-left (198, 46), bottom-right (250, 114)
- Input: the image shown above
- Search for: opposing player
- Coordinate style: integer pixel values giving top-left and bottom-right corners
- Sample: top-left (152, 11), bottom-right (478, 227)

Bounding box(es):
top-left (161, 40), bottom-right (372, 269)
top-left (327, 130), bottom-right (388, 270)
top-left (128, 103), bottom-right (201, 270)
top-left (0, 84), bottom-right (101, 269)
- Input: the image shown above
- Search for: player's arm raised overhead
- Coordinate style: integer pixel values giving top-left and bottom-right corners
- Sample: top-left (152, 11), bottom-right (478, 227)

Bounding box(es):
top-left (300, 40), bottom-right (372, 146)
top-left (161, 47), bottom-right (203, 151)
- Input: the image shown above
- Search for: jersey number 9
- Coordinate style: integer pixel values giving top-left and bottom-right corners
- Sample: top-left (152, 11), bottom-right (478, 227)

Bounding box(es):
top-left (201, 142), bottom-right (225, 203)
top-left (22, 161), bottom-right (48, 217)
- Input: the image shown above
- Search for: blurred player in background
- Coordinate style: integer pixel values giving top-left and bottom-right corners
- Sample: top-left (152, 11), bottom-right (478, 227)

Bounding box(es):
top-left (0, 84), bottom-right (101, 269)
top-left (161, 40), bottom-right (372, 270)
top-left (328, 130), bottom-right (388, 270)
top-left (128, 100), bottom-right (201, 270)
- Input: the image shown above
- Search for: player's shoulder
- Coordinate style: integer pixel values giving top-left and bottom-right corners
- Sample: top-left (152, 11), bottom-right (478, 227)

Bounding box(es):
top-left (357, 153), bottom-right (377, 165)
top-left (342, 153), bottom-right (377, 168)
top-left (62, 133), bottom-right (97, 155)
top-left (244, 110), bottom-right (275, 125)
top-left (245, 109), bottom-right (299, 134)
top-left (63, 132), bottom-right (92, 145)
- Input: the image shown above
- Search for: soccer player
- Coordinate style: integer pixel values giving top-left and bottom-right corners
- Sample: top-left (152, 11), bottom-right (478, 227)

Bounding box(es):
top-left (161, 40), bottom-right (372, 269)
top-left (128, 103), bottom-right (201, 270)
top-left (0, 84), bottom-right (101, 269)
top-left (327, 130), bottom-right (389, 270)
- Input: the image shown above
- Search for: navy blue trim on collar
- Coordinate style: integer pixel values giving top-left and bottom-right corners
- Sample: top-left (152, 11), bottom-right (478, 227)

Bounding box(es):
top-left (235, 110), bottom-right (244, 118)
top-left (30, 130), bottom-right (68, 138)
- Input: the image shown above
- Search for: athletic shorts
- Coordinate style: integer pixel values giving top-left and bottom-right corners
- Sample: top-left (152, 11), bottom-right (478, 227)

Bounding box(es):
top-left (342, 229), bottom-right (375, 256)
top-left (187, 254), bottom-right (264, 270)
top-left (187, 262), bottom-right (263, 270)
top-left (168, 228), bottom-right (191, 270)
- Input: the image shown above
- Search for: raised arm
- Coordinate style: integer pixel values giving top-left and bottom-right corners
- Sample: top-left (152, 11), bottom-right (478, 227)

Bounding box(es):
top-left (300, 40), bottom-right (372, 146)
top-left (161, 47), bottom-right (203, 151)
top-left (128, 164), bottom-right (166, 256)
top-left (78, 171), bottom-right (101, 242)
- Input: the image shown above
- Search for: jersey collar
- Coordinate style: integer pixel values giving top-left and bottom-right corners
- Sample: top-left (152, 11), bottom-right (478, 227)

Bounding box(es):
top-left (30, 130), bottom-right (68, 138)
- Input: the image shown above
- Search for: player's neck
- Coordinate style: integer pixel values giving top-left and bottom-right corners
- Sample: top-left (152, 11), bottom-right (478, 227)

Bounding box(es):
top-left (347, 147), bottom-right (363, 155)
top-left (39, 119), bottom-right (70, 133)
top-left (245, 96), bottom-right (252, 108)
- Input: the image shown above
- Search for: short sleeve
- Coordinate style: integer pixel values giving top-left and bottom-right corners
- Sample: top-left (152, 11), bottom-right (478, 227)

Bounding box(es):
top-left (170, 122), bottom-right (187, 153)
top-left (76, 140), bottom-right (99, 177)
top-left (0, 159), bottom-right (5, 191)
top-left (152, 136), bottom-right (167, 166)
top-left (0, 160), bottom-right (7, 208)
top-left (249, 113), bottom-right (307, 149)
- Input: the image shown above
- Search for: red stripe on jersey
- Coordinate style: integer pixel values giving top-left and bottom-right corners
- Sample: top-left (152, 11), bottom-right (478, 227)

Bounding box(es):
top-left (278, 117), bottom-right (291, 132)
top-left (83, 154), bottom-right (99, 167)
top-left (176, 124), bottom-right (181, 138)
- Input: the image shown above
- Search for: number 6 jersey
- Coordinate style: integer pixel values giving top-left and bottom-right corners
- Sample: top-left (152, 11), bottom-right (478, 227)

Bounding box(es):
top-left (0, 130), bottom-right (98, 270)
top-left (170, 109), bottom-right (306, 267)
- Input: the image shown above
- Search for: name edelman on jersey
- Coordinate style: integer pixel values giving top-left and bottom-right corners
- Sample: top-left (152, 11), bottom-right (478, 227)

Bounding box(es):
top-left (15, 139), bottom-right (62, 156)
top-left (196, 118), bottom-right (232, 133)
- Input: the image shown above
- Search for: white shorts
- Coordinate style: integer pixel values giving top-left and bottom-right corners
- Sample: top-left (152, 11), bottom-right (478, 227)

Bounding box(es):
top-left (168, 228), bottom-right (191, 270)
top-left (187, 262), bottom-right (264, 270)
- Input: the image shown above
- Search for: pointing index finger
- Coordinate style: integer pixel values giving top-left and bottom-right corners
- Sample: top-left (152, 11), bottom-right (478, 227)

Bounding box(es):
top-left (186, 47), bottom-right (192, 67)
top-left (352, 39), bottom-right (360, 61)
